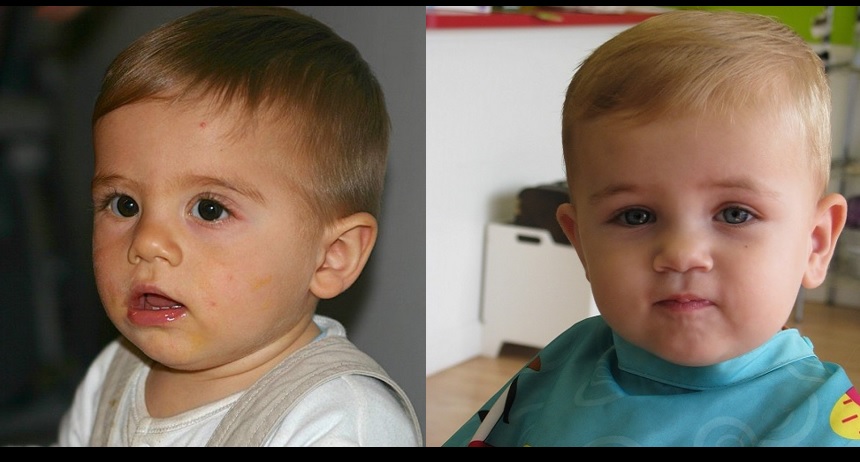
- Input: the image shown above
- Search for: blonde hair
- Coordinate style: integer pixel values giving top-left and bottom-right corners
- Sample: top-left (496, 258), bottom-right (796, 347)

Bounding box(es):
top-left (93, 6), bottom-right (389, 225)
top-left (561, 9), bottom-right (831, 195)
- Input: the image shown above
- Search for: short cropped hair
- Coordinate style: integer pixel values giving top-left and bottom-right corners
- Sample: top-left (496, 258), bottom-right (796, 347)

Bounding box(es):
top-left (562, 9), bottom-right (831, 195)
top-left (93, 6), bottom-right (389, 225)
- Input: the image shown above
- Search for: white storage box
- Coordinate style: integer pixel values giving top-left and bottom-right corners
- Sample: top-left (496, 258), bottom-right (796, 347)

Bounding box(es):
top-left (480, 222), bottom-right (598, 357)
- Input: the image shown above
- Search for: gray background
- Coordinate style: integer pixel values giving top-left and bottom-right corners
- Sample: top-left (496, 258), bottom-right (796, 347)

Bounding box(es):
top-left (0, 6), bottom-right (425, 445)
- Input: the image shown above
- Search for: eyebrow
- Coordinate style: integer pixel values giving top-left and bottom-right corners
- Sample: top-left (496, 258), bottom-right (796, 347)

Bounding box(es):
top-left (91, 173), bottom-right (267, 204)
top-left (587, 177), bottom-right (781, 205)
top-left (710, 178), bottom-right (781, 199)
top-left (587, 184), bottom-right (638, 205)
top-left (185, 174), bottom-right (267, 204)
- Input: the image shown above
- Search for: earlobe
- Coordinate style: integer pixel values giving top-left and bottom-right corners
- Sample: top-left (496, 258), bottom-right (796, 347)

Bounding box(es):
top-left (556, 203), bottom-right (578, 246)
top-left (310, 212), bottom-right (378, 300)
top-left (803, 193), bottom-right (848, 288)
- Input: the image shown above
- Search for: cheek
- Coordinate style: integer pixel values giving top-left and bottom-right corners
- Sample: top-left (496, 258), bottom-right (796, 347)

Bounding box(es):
top-left (91, 222), bottom-right (128, 269)
top-left (581, 250), bottom-right (641, 309)
top-left (727, 246), bottom-right (804, 305)
top-left (578, 233), bottom-right (639, 278)
top-left (249, 274), bottom-right (274, 292)
top-left (193, 245), bottom-right (315, 311)
top-left (734, 230), bottom-right (808, 279)
top-left (191, 260), bottom-right (241, 308)
top-left (92, 238), bottom-right (121, 295)
top-left (92, 258), bottom-right (126, 321)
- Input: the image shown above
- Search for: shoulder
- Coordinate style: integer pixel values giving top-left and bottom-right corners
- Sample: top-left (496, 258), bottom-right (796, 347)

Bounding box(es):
top-left (265, 369), bottom-right (422, 446)
top-left (443, 316), bottom-right (611, 447)
top-left (83, 338), bottom-right (128, 379)
top-left (56, 338), bottom-right (128, 446)
top-left (229, 320), bottom-right (421, 446)
top-left (313, 314), bottom-right (347, 338)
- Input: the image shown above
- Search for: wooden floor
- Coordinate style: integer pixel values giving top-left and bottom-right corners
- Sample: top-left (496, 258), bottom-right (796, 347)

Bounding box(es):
top-left (425, 302), bottom-right (860, 447)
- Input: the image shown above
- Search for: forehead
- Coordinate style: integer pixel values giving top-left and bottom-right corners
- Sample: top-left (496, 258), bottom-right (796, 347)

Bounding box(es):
top-left (567, 110), bottom-right (812, 198)
top-left (94, 99), bottom-right (311, 190)
top-left (97, 97), bottom-right (301, 157)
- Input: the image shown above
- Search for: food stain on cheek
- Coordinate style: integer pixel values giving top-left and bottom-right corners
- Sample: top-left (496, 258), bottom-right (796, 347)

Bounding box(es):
top-left (188, 332), bottom-right (206, 351)
top-left (251, 276), bottom-right (273, 291)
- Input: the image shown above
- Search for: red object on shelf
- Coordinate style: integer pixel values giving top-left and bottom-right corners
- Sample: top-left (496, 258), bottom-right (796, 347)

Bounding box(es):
top-left (426, 8), bottom-right (659, 29)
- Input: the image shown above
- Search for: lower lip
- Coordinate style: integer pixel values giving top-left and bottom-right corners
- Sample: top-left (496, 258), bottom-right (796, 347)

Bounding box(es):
top-left (128, 308), bottom-right (187, 326)
top-left (657, 300), bottom-right (713, 311)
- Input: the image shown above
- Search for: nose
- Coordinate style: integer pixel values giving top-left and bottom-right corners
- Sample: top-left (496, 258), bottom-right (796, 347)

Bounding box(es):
top-left (652, 226), bottom-right (713, 274)
top-left (127, 211), bottom-right (182, 266)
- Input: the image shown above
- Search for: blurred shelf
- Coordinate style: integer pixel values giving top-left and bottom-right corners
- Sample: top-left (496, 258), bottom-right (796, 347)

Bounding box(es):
top-left (832, 159), bottom-right (860, 176)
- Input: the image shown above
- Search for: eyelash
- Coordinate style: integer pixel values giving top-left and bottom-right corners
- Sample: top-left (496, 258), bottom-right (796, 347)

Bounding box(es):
top-left (612, 207), bottom-right (653, 227)
top-left (93, 189), bottom-right (235, 223)
top-left (191, 192), bottom-right (233, 223)
top-left (93, 188), bottom-right (122, 213)
top-left (610, 205), bottom-right (757, 227)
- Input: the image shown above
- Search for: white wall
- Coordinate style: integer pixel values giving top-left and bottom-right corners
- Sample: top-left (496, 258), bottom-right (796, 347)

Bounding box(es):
top-left (426, 24), bottom-right (635, 376)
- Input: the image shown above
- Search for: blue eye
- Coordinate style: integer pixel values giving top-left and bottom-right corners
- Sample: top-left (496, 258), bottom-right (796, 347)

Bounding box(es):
top-left (192, 198), bottom-right (228, 222)
top-left (719, 207), bottom-right (752, 224)
top-left (109, 194), bottom-right (139, 218)
top-left (621, 208), bottom-right (652, 226)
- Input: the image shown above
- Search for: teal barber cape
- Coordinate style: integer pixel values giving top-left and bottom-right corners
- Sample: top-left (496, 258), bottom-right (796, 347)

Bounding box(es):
top-left (444, 316), bottom-right (860, 447)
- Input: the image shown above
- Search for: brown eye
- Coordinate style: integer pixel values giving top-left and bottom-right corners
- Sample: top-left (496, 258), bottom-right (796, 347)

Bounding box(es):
top-left (110, 195), bottom-right (139, 217)
top-left (193, 199), bottom-right (227, 221)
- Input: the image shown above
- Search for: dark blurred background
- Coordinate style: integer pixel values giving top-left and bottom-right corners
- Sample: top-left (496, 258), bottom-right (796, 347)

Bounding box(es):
top-left (0, 6), bottom-right (426, 445)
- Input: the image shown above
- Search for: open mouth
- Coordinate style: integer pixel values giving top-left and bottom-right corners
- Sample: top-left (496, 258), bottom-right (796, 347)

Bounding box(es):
top-left (127, 291), bottom-right (188, 325)
top-left (143, 293), bottom-right (184, 310)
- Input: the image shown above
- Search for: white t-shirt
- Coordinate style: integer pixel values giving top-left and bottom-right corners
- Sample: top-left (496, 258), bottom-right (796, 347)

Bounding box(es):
top-left (56, 315), bottom-right (422, 446)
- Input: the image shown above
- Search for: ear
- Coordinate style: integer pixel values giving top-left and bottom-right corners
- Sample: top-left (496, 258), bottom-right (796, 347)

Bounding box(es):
top-left (802, 192), bottom-right (848, 288)
top-left (556, 202), bottom-right (590, 280)
top-left (310, 212), bottom-right (378, 300)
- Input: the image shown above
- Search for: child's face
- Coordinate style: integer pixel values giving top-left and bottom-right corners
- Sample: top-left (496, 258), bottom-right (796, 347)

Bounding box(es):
top-left (91, 99), bottom-right (324, 372)
top-left (560, 111), bottom-right (825, 367)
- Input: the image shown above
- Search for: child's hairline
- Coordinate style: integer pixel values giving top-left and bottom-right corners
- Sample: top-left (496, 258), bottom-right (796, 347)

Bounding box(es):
top-left (559, 9), bottom-right (833, 201)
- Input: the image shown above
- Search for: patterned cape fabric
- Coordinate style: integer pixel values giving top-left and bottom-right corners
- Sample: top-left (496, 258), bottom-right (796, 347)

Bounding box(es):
top-left (444, 316), bottom-right (860, 447)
